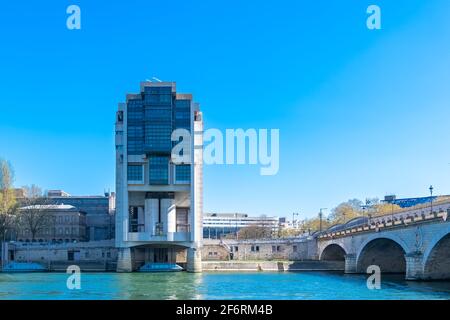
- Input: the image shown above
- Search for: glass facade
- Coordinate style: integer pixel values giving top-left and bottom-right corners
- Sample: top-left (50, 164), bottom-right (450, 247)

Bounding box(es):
top-left (127, 99), bottom-right (144, 155)
top-left (126, 84), bottom-right (193, 186)
top-left (149, 156), bottom-right (169, 185)
top-left (144, 123), bottom-right (172, 152)
top-left (176, 165), bottom-right (190, 182)
top-left (127, 165), bottom-right (143, 182)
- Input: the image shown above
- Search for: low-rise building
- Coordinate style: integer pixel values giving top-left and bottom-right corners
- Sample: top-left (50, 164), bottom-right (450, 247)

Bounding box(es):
top-left (46, 190), bottom-right (115, 241)
top-left (16, 204), bottom-right (87, 243)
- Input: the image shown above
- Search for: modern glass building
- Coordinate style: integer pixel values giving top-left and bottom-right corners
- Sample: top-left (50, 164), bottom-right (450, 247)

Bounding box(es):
top-left (203, 213), bottom-right (280, 239)
top-left (115, 81), bottom-right (203, 272)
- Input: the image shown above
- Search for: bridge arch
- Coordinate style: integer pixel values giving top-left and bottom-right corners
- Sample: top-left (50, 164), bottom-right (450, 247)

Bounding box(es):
top-left (356, 236), bottom-right (409, 274)
top-left (422, 226), bottom-right (450, 280)
top-left (320, 244), bottom-right (347, 261)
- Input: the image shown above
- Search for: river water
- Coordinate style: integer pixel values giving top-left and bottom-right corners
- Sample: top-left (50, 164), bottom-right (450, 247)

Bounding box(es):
top-left (0, 272), bottom-right (449, 300)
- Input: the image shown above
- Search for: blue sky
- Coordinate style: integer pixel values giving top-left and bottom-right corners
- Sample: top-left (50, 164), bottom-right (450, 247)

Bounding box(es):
top-left (0, 0), bottom-right (449, 220)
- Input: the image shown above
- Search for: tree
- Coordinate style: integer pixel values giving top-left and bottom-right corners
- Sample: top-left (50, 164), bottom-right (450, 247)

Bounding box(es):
top-left (0, 159), bottom-right (17, 240)
top-left (237, 224), bottom-right (272, 240)
top-left (302, 217), bottom-right (333, 234)
top-left (17, 185), bottom-right (55, 241)
top-left (328, 199), bottom-right (363, 224)
top-left (372, 203), bottom-right (402, 216)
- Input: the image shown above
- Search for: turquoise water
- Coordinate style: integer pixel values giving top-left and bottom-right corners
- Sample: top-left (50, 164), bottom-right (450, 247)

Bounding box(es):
top-left (0, 272), bottom-right (450, 300)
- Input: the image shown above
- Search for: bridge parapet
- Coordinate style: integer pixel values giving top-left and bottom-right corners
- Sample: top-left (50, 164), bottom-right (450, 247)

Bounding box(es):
top-left (318, 210), bottom-right (448, 241)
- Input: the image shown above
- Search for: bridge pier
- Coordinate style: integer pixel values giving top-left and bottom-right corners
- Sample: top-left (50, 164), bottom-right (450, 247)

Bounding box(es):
top-left (405, 252), bottom-right (424, 280)
top-left (116, 247), bottom-right (133, 272)
top-left (344, 254), bottom-right (358, 273)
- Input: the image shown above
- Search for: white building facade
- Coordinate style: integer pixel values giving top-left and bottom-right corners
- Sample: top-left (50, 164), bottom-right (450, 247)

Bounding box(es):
top-left (115, 81), bottom-right (203, 272)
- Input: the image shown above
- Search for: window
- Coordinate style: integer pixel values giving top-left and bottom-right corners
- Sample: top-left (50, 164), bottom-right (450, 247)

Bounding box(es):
top-left (127, 165), bottom-right (143, 182)
top-left (175, 165), bottom-right (190, 182)
top-left (149, 156), bottom-right (169, 185)
top-left (175, 111), bottom-right (190, 120)
top-left (145, 107), bottom-right (171, 120)
top-left (251, 246), bottom-right (260, 252)
top-left (127, 139), bottom-right (144, 154)
top-left (293, 245), bottom-right (297, 252)
top-left (128, 110), bottom-right (143, 120)
top-left (144, 124), bottom-right (172, 152)
top-left (128, 126), bottom-right (143, 138)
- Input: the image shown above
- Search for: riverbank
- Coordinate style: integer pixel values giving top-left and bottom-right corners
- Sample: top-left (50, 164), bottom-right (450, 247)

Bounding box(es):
top-left (202, 260), bottom-right (344, 272)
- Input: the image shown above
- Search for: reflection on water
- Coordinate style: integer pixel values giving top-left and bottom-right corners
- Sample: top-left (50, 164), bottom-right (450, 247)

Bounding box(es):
top-left (117, 273), bottom-right (204, 300)
top-left (0, 271), bottom-right (449, 300)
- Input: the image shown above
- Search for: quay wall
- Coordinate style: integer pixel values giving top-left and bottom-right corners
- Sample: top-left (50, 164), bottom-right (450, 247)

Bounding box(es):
top-left (203, 260), bottom-right (344, 272)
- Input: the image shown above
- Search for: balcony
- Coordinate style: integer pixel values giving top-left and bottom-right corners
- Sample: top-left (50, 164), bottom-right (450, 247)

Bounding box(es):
top-left (127, 231), bottom-right (191, 242)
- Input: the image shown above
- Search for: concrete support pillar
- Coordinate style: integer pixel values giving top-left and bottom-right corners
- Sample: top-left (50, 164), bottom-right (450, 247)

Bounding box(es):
top-left (405, 252), bottom-right (424, 280)
top-left (145, 199), bottom-right (159, 235)
top-left (116, 247), bottom-right (133, 272)
top-left (167, 201), bottom-right (176, 234)
top-left (186, 247), bottom-right (202, 273)
top-left (137, 207), bottom-right (145, 232)
top-left (161, 198), bottom-right (175, 234)
top-left (344, 254), bottom-right (358, 274)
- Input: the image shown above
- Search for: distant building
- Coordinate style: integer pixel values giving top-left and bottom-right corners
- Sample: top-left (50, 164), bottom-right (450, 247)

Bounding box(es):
top-left (203, 213), bottom-right (280, 239)
top-left (46, 190), bottom-right (115, 241)
top-left (47, 190), bottom-right (71, 197)
top-left (16, 204), bottom-right (87, 243)
top-left (382, 195), bottom-right (444, 208)
top-left (15, 189), bottom-right (115, 241)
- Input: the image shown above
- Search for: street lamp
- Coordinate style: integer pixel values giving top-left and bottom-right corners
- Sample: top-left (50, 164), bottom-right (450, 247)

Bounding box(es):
top-left (292, 212), bottom-right (299, 229)
top-left (429, 185), bottom-right (434, 215)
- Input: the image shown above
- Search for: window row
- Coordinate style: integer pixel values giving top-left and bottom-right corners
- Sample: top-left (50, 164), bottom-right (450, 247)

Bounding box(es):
top-left (127, 162), bottom-right (191, 185)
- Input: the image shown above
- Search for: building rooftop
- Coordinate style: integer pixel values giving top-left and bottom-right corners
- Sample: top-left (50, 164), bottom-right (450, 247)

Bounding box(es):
top-left (19, 204), bottom-right (78, 211)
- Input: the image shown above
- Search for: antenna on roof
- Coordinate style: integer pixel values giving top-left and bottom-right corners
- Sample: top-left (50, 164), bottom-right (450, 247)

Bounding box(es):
top-left (152, 77), bottom-right (162, 82)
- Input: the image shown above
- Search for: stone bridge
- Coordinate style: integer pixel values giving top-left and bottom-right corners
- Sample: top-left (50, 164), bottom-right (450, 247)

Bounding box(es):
top-left (317, 210), bottom-right (450, 280)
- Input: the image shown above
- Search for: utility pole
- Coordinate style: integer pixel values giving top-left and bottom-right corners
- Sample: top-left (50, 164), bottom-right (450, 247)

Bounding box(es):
top-left (430, 185), bottom-right (434, 215)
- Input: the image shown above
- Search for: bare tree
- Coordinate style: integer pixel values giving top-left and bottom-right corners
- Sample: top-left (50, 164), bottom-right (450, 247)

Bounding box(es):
top-left (238, 224), bottom-right (272, 240)
top-left (17, 186), bottom-right (55, 241)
